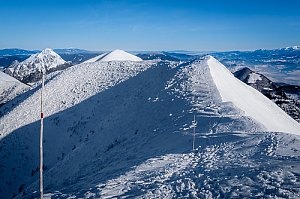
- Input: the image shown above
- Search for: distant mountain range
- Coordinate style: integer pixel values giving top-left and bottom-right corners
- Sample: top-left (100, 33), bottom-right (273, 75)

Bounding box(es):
top-left (1, 45), bottom-right (299, 68)
top-left (136, 52), bottom-right (181, 61)
top-left (1, 45), bottom-right (298, 56)
top-left (212, 45), bottom-right (300, 86)
top-left (0, 48), bottom-right (102, 68)
top-left (0, 48), bottom-right (39, 56)
top-left (255, 45), bottom-right (300, 53)
top-left (52, 48), bottom-right (100, 54)
top-left (0, 48), bottom-right (100, 56)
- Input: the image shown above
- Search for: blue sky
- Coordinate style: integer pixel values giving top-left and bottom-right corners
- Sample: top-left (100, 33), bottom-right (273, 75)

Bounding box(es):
top-left (0, 0), bottom-right (299, 51)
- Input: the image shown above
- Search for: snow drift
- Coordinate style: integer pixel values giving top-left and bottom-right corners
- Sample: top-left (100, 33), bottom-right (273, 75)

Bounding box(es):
top-left (207, 55), bottom-right (300, 135)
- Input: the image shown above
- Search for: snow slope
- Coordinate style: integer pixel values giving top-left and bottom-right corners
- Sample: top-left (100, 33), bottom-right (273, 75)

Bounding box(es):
top-left (0, 71), bottom-right (29, 105)
top-left (5, 48), bottom-right (67, 83)
top-left (234, 67), bottom-right (300, 122)
top-left (0, 57), bottom-right (299, 198)
top-left (207, 56), bottom-right (300, 135)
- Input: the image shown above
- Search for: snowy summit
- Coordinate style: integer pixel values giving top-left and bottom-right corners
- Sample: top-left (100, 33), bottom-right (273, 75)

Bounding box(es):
top-left (84, 49), bottom-right (142, 63)
top-left (5, 48), bottom-right (67, 83)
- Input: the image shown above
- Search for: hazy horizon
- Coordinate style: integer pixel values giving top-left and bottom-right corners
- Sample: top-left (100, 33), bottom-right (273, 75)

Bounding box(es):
top-left (0, 45), bottom-right (299, 53)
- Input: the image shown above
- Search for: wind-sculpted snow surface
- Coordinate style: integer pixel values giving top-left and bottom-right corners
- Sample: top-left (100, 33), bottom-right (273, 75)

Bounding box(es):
top-left (0, 57), bottom-right (299, 199)
top-left (0, 60), bottom-right (156, 198)
top-left (81, 133), bottom-right (300, 199)
top-left (0, 71), bottom-right (29, 105)
top-left (207, 56), bottom-right (300, 135)
top-left (0, 60), bottom-right (155, 138)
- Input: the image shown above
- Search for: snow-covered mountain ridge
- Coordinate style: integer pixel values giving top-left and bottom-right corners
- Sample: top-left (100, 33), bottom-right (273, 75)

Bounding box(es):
top-left (283, 45), bottom-right (300, 50)
top-left (0, 55), bottom-right (299, 198)
top-left (207, 56), bottom-right (299, 134)
top-left (0, 60), bottom-right (155, 139)
top-left (4, 48), bottom-right (68, 83)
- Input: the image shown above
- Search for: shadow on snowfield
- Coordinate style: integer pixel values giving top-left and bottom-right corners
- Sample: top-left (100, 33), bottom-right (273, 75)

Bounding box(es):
top-left (1, 60), bottom-right (299, 199)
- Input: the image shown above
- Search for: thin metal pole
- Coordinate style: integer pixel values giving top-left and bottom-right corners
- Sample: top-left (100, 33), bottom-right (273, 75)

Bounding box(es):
top-left (40, 72), bottom-right (44, 199)
top-left (192, 114), bottom-right (196, 151)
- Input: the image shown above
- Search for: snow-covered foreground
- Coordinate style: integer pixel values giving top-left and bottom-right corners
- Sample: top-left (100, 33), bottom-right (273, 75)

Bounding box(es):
top-left (66, 132), bottom-right (300, 199)
top-left (0, 56), bottom-right (299, 198)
